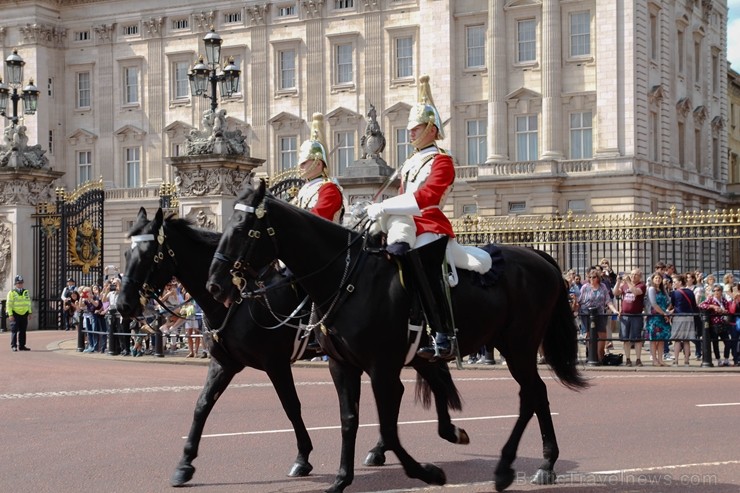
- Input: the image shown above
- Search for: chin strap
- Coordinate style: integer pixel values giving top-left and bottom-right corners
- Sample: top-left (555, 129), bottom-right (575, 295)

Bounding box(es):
top-left (410, 122), bottom-right (436, 149)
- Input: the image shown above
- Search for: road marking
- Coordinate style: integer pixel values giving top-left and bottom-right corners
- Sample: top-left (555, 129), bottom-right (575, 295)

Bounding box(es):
top-left (591, 459), bottom-right (740, 474)
top-left (192, 414), bottom-right (558, 439)
top-left (696, 402), bottom-right (740, 407)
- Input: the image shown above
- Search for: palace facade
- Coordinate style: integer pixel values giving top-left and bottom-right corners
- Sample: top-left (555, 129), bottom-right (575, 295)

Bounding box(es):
top-left (0, 0), bottom-right (733, 271)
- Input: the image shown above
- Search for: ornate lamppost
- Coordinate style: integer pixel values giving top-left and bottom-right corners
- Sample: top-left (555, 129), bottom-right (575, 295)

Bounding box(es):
top-left (0, 49), bottom-right (39, 128)
top-left (188, 29), bottom-right (241, 113)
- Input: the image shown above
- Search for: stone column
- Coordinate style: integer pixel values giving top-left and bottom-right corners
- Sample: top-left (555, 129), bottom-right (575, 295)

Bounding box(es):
top-left (0, 167), bottom-right (64, 330)
top-left (486, 0), bottom-right (509, 163)
top-left (594, 0), bottom-right (621, 158)
top-left (541, 0), bottom-right (563, 159)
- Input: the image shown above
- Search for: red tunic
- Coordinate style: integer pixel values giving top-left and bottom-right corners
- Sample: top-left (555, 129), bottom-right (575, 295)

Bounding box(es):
top-left (295, 177), bottom-right (343, 223)
top-left (400, 149), bottom-right (455, 238)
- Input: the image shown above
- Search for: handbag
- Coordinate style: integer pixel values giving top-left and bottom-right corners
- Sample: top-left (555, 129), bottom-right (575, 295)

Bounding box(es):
top-left (601, 353), bottom-right (623, 366)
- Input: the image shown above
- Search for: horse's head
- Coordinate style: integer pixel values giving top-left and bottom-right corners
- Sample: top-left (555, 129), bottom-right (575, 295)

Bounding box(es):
top-left (208, 179), bottom-right (275, 303)
top-left (118, 207), bottom-right (176, 317)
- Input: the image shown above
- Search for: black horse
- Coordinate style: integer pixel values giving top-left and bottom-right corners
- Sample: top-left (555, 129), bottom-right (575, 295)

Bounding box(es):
top-left (117, 207), bottom-right (465, 488)
top-left (207, 180), bottom-right (588, 493)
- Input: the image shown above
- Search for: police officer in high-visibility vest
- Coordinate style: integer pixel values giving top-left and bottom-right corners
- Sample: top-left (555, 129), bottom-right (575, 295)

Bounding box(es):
top-left (6, 275), bottom-right (32, 351)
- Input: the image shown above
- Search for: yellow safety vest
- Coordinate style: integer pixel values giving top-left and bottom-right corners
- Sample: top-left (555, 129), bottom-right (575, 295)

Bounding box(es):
top-left (6, 289), bottom-right (32, 316)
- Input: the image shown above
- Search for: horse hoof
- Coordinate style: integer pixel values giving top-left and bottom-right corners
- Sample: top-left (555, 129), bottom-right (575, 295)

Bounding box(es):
top-left (363, 451), bottom-right (386, 467)
top-left (494, 467), bottom-right (514, 492)
top-left (170, 464), bottom-right (195, 487)
top-left (456, 427), bottom-right (470, 445)
top-left (421, 463), bottom-right (446, 485)
top-left (288, 461), bottom-right (313, 477)
top-left (531, 468), bottom-right (557, 485)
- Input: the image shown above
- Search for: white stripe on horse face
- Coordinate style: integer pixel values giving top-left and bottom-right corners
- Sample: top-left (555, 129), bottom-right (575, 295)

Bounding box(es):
top-left (130, 234), bottom-right (155, 250)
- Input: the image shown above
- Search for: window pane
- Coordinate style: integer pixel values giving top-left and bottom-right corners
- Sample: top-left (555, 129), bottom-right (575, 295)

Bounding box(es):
top-left (175, 62), bottom-right (189, 99)
top-left (78, 72), bottom-right (90, 108)
top-left (78, 151), bottom-right (92, 185)
top-left (125, 147), bottom-right (141, 187)
top-left (466, 119), bottom-right (487, 165)
top-left (516, 115), bottom-right (538, 161)
top-left (279, 136), bottom-right (298, 171)
top-left (336, 44), bottom-right (353, 84)
top-left (280, 49), bottom-right (296, 89)
top-left (466, 25), bottom-right (485, 68)
top-left (336, 131), bottom-right (354, 175)
top-left (517, 20), bottom-right (536, 62)
top-left (124, 67), bottom-right (138, 104)
top-left (396, 128), bottom-right (411, 167)
top-left (570, 11), bottom-right (590, 56)
top-left (569, 111), bottom-right (592, 159)
top-left (396, 37), bottom-right (413, 78)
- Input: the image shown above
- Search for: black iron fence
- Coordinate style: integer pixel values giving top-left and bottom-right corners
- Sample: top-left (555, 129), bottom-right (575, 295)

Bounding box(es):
top-left (453, 206), bottom-right (740, 277)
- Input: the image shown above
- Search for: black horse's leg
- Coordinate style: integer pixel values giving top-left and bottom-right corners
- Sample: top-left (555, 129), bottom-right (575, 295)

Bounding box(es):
top-left (326, 358), bottom-right (363, 493)
top-left (171, 359), bottom-right (237, 487)
top-left (364, 363), bottom-right (468, 467)
top-left (494, 360), bottom-right (537, 492)
top-left (529, 376), bottom-right (559, 485)
top-left (369, 369), bottom-right (447, 487)
top-left (264, 362), bottom-right (314, 477)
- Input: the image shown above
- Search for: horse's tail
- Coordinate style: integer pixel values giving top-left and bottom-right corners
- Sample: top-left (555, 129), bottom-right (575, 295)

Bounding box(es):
top-left (414, 362), bottom-right (463, 412)
top-left (535, 250), bottom-right (590, 391)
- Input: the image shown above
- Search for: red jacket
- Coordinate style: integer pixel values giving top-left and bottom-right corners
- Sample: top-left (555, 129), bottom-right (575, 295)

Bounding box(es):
top-left (400, 148), bottom-right (455, 237)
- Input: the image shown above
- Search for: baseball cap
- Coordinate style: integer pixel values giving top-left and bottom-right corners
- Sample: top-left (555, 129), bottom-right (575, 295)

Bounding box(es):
top-left (14, 275), bottom-right (24, 283)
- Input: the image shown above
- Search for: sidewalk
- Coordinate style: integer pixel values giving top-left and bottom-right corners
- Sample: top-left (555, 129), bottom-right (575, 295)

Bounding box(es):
top-left (4, 330), bottom-right (737, 372)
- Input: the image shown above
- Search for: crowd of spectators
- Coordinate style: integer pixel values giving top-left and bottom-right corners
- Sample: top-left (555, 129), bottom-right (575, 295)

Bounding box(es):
top-left (564, 261), bottom-right (740, 367)
top-left (60, 270), bottom-right (206, 358)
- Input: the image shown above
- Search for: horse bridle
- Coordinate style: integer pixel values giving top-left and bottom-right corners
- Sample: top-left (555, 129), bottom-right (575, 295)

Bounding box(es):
top-left (124, 225), bottom-right (186, 320)
top-left (214, 196), bottom-right (365, 331)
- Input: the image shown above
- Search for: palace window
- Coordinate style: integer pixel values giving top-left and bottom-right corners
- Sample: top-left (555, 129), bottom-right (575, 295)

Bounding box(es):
top-left (395, 36), bottom-right (413, 78)
top-left (569, 112), bottom-right (592, 159)
top-left (466, 25), bottom-right (485, 68)
top-left (466, 119), bottom-right (487, 165)
top-left (516, 115), bottom-right (538, 161)
top-left (278, 49), bottom-right (296, 90)
top-left (570, 11), bottom-right (590, 57)
top-left (123, 66), bottom-right (139, 105)
top-left (77, 151), bottom-right (92, 185)
top-left (279, 136), bottom-right (298, 171)
top-left (517, 19), bottom-right (536, 63)
top-left (335, 131), bottom-right (355, 176)
top-left (77, 72), bottom-right (91, 109)
top-left (124, 147), bottom-right (141, 188)
top-left (395, 128), bottom-right (412, 167)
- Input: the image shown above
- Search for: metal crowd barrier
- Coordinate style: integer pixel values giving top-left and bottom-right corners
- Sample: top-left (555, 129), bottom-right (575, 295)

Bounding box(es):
top-left (582, 310), bottom-right (726, 367)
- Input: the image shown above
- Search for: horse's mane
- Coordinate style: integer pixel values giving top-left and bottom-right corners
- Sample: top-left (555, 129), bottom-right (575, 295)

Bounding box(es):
top-left (262, 189), bottom-right (360, 242)
top-left (126, 212), bottom-right (220, 249)
top-left (165, 216), bottom-right (221, 248)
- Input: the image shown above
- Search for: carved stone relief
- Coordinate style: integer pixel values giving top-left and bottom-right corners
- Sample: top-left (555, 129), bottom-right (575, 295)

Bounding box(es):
top-left (0, 220), bottom-right (11, 288)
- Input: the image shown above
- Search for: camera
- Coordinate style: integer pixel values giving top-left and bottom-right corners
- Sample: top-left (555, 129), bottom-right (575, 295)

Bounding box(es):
top-left (109, 285), bottom-right (117, 291)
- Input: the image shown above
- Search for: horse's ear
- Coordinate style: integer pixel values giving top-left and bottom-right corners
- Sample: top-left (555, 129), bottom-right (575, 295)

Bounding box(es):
top-left (154, 208), bottom-right (164, 225)
top-left (137, 207), bottom-right (148, 222)
top-left (257, 179), bottom-right (266, 200)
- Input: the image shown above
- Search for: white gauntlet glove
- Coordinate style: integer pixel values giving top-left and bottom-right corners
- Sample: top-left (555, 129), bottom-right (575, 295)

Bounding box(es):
top-left (366, 194), bottom-right (421, 221)
top-left (366, 203), bottom-right (385, 221)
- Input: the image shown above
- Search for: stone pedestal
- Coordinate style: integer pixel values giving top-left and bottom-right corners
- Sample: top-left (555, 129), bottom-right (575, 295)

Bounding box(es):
top-left (340, 157), bottom-right (399, 206)
top-left (0, 167), bottom-right (64, 330)
top-left (167, 155), bottom-right (265, 231)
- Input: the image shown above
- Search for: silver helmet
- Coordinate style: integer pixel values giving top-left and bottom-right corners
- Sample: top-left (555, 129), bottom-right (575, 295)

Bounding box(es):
top-left (298, 113), bottom-right (328, 169)
top-left (406, 75), bottom-right (444, 140)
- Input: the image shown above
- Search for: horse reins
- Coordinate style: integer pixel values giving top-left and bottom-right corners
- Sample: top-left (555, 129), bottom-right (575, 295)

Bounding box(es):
top-left (216, 196), bottom-right (365, 331)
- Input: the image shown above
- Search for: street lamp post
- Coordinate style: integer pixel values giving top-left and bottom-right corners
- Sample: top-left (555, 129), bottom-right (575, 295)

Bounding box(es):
top-left (188, 29), bottom-right (241, 113)
top-left (0, 49), bottom-right (40, 128)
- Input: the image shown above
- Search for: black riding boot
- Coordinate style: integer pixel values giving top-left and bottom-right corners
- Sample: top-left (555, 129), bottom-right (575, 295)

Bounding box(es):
top-left (402, 238), bottom-right (456, 361)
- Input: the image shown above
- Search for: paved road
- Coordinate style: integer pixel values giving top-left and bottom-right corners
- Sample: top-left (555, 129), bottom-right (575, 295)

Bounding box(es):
top-left (2, 330), bottom-right (739, 493)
